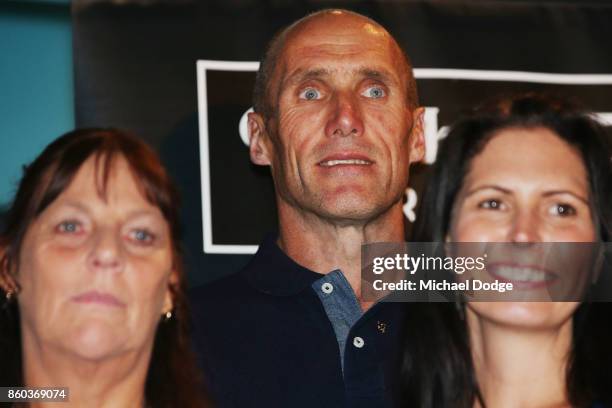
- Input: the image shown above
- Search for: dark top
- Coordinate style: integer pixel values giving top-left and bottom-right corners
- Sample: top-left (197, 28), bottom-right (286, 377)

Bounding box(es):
top-left (189, 235), bottom-right (406, 408)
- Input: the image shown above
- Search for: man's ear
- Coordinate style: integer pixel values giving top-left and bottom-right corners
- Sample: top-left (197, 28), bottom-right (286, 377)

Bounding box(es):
top-left (248, 112), bottom-right (273, 166)
top-left (408, 107), bottom-right (426, 164)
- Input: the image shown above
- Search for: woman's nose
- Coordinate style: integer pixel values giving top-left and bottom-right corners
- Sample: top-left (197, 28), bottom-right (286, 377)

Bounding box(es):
top-left (508, 209), bottom-right (541, 244)
top-left (87, 228), bottom-right (124, 273)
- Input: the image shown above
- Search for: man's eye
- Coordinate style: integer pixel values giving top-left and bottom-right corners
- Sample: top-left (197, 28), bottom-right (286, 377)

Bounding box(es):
top-left (478, 199), bottom-right (504, 210)
top-left (130, 229), bottom-right (155, 245)
top-left (299, 88), bottom-right (321, 100)
top-left (56, 220), bottom-right (82, 234)
top-left (548, 203), bottom-right (577, 217)
top-left (361, 86), bottom-right (386, 99)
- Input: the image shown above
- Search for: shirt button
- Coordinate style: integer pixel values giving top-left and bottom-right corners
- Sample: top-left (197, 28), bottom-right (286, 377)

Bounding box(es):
top-left (353, 336), bottom-right (365, 348)
top-left (321, 282), bottom-right (334, 294)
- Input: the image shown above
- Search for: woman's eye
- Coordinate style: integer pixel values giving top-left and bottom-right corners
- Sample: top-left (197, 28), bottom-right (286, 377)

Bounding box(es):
top-left (56, 220), bottom-right (82, 234)
top-left (361, 86), bottom-right (386, 99)
top-left (478, 199), bottom-right (505, 210)
top-left (299, 88), bottom-right (321, 100)
top-left (130, 229), bottom-right (155, 245)
top-left (548, 203), bottom-right (577, 217)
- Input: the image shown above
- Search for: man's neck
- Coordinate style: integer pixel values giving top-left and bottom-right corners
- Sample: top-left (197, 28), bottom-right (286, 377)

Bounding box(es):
top-left (277, 201), bottom-right (405, 301)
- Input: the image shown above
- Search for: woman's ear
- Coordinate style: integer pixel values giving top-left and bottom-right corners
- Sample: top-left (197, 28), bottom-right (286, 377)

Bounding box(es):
top-left (162, 269), bottom-right (179, 316)
top-left (591, 244), bottom-right (605, 284)
top-left (443, 233), bottom-right (452, 257)
top-left (0, 246), bottom-right (19, 295)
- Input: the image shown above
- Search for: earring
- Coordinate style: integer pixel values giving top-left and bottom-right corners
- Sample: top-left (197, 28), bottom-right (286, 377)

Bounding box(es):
top-left (3, 278), bottom-right (21, 303)
top-left (163, 310), bottom-right (173, 321)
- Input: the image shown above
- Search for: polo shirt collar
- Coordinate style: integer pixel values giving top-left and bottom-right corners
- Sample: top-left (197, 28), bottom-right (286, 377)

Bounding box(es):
top-left (244, 233), bottom-right (324, 296)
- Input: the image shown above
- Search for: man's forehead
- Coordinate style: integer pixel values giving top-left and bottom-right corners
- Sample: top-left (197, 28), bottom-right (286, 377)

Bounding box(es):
top-left (277, 16), bottom-right (405, 80)
top-left (285, 13), bottom-right (393, 55)
top-left (283, 65), bottom-right (401, 89)
top-left (291, 10), bottom-right (388, 38)
top-left (285, 35), bottom-right (395, 62)
top-left (260, 11), bottom-right (413, 112)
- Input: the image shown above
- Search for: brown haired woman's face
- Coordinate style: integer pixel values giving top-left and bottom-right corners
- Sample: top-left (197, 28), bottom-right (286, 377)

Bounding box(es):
top-left (449, 127), bottom-right (596, 329)
top-left (16, 155), bottom-right (174, 361)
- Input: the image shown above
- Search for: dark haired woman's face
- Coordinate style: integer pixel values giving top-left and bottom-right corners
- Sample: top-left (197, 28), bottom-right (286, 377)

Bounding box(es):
top-left (449, 127), bottom-right (595, 329)
top-left (15, 155), bottom-right (175, 361)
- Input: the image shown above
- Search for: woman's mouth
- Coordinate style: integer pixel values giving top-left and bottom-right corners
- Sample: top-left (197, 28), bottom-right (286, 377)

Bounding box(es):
top-left (72, 291), bottom-right (126, 307)
top-left (487, 264), bottom-right (558, 289)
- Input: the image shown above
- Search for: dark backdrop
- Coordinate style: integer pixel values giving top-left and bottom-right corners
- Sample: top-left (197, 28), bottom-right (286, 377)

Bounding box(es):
top-left (72, 0), bottom-right (612, 287)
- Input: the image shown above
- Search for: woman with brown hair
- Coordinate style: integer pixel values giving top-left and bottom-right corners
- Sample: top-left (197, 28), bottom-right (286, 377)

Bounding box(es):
top-left (0, 129), bottom-right (209, 407)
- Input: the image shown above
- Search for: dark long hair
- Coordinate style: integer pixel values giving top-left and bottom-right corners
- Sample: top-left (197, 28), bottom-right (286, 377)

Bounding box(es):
top-left (401, 94), bottom-right (612, 407)
top-left (0, 129), bottom-right (209, 408)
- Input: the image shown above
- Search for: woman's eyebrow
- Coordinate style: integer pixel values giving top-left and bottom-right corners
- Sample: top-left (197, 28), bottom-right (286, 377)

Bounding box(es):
top-left (464, 185), bottom-right (512, 197)
top-left (53, 200), bottom-right (90, 213)
top-left (542, 190), bottom-right (590, 205)
top-left (124, 209), bottom-right (165, 221)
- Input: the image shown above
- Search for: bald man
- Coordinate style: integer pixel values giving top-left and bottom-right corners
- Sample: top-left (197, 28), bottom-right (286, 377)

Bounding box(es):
top-left (190, 9), bottom-right (424, 407)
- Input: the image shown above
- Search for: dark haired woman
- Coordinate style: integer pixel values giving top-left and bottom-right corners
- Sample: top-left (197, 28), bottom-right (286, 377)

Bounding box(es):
top-left (401, 94), bottom-right (612, 407)
top-left (0, 129), bottom-right (209, 407)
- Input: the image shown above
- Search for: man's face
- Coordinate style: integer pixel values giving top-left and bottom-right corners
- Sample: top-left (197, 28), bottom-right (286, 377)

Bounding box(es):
top-left (250, 13), bottom-right (424, 223)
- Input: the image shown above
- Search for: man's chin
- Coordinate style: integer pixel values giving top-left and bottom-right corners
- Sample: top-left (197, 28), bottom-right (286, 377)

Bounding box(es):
top-left (315, 197), bottom-right (391, 224)
top-left (279, 186), bottom-right (401, 224)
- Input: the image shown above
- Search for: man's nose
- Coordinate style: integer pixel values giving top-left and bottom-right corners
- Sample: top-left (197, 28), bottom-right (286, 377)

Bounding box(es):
top-left (325, 93), bottom-right (364, 138)
top-left (508, 209), bottom-right (541, 244)
top-left (87, 227), bottom-right (124, 273)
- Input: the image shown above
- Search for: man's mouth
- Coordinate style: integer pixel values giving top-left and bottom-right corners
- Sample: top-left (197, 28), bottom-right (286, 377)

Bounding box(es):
top-left (319, 159), bottom-right (373, 167)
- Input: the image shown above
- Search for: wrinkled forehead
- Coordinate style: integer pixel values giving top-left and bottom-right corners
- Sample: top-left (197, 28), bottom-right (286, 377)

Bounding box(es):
top-left (271, 13), bottom-right (409, 96)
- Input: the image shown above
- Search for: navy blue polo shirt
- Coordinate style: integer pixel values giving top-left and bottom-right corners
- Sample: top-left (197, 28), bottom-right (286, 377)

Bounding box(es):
top-left (190, 235), bottom-right (406, 408)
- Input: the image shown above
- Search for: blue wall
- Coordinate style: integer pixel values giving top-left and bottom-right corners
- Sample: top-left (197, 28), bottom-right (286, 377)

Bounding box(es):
top-left (0, 1), bottom-right (73, 208)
